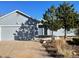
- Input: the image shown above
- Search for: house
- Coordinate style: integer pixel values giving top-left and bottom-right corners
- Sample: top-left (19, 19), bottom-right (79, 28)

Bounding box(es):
top-left (0, 10), bottom-right (76, 41)
top-left (0, 10), bottom-right (39, 41)
top-left (0, 10), bottom-right (53, 41)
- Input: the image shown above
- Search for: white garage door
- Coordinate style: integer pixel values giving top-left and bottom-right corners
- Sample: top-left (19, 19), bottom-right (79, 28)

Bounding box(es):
top-left (1, 26), bottom-right (20, 41)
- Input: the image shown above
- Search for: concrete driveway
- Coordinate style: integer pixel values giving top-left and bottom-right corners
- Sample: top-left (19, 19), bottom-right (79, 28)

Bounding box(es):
top-left (0, 41), bottom-right (50, 58)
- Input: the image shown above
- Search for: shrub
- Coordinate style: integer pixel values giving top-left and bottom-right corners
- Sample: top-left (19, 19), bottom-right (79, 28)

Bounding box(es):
top-left (52, 39), bottom-right (74, 57)
top-left (39, 40), bottom-right (44, 43)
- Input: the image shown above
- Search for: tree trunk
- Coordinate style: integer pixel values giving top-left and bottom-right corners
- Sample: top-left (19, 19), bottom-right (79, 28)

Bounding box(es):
top-left (52, 31), bottom-right (54, 39)
top-left (64, 28), bottom-right (66, 39)
top-left (64, 17), bottom-right (67, 39)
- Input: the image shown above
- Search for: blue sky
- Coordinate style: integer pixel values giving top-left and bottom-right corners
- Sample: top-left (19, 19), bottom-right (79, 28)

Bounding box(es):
top-left (0, 1), bottom-right (79, 20)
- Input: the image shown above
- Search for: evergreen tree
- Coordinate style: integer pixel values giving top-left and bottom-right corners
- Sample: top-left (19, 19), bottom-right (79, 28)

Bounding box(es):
top-left (42, 6), bottom-right (62, 38)
top-left (56, 2), bottom-right (78, 38)
top-left (42, 2), bottom-right (79, 39)
top-left (14, 18), bottom-right (38, 40)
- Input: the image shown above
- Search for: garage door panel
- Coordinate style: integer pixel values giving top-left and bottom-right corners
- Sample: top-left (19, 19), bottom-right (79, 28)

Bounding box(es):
top-left (1, 26), bottom-right (20, 41)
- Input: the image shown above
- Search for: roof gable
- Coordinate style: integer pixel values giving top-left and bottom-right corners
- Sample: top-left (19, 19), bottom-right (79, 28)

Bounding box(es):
top-left (0, 10), bottom-right (34, 20)
top-left (0, 10), bottom-right (39, 25)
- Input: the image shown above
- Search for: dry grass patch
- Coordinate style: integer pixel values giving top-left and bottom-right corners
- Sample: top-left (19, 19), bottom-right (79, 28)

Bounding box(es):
top-left (52, 38), bottom-right (75, 57)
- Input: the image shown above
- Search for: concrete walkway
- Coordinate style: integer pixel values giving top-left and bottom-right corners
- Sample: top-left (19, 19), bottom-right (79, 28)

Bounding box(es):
top-left (0, 41), bottom-right (51, 58)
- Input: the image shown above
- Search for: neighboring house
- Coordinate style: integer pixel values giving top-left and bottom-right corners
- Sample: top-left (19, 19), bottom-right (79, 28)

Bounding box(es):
top-left (0, 10), bottom-right (76, 41)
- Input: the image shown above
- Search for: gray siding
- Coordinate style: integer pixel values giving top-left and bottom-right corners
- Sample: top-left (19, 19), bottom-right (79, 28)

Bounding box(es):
top-left (0, 12), bottom-right (28, 25)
